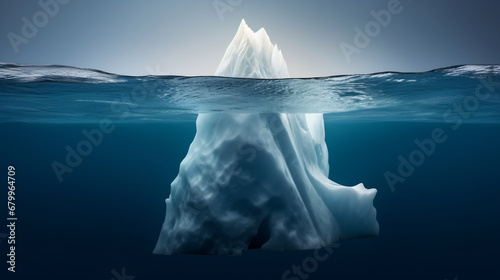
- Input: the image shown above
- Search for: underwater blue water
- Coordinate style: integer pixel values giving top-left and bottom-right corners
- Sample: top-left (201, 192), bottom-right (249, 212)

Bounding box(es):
top-left (1, 64), bottom-right (500, 279)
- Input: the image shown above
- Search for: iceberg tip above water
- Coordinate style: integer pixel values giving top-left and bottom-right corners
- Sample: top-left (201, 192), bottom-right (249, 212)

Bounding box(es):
top-left (216, 19), bottom-right (289, 79)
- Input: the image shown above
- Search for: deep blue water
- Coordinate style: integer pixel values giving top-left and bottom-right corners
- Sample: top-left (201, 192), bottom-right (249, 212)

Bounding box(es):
top-left (1, 64), bottom-right (500, 279)
top-left (1, 122), bottom-right (499, 280)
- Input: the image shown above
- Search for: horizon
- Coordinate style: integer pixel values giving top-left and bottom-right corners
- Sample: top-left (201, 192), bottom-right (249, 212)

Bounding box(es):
top-left (2, 62), bottom-right (499, 79)
top-left (1, 0), bottom-right (500, 77)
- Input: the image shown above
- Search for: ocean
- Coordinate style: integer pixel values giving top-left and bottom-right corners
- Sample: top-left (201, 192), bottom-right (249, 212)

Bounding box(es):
top-left (1, 63), bottom-right (499, 279)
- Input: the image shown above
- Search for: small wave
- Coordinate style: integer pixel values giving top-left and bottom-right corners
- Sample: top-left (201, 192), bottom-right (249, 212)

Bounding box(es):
top-left (0, 63), bottom-right (499, 123)
top-left (0, 63), bottom-right (126, 83)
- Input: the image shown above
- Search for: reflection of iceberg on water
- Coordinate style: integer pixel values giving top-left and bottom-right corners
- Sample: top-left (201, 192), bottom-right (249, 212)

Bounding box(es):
top-left (154, 19), bottom-right (379, 255)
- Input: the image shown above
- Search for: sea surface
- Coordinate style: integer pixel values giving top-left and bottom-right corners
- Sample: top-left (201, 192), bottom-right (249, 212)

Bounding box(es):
top-left (1, 64), bottom-right (499, 279)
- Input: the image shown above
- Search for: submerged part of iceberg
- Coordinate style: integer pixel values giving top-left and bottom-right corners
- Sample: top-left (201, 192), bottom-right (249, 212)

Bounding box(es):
top-left (154, 19), bottom-right (378, 255)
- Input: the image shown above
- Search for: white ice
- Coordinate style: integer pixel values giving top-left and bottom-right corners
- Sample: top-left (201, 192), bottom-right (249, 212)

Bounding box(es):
top-left (154, 19), bottom-right (378, 255)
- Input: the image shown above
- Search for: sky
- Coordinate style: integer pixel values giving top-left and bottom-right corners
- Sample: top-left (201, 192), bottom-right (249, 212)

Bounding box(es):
top-left (1, 0), bottom-right (499, 77)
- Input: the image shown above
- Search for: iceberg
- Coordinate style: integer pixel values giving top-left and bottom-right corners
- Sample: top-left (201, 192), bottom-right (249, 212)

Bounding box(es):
top-left (154, 19), bottom-right (379, 255)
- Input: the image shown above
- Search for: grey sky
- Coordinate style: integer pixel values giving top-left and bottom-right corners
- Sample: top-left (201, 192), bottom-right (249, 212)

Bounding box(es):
top-left (1, 0), bottom-right (499, 77)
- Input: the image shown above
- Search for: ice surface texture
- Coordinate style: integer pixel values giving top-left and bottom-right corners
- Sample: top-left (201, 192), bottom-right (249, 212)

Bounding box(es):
top-left (154, 19), bottom-right (378, 255)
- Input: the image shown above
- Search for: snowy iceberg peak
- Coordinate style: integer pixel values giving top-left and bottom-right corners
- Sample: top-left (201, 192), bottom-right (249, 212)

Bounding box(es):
top-left (216, 19), bottom-right (289, 79)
